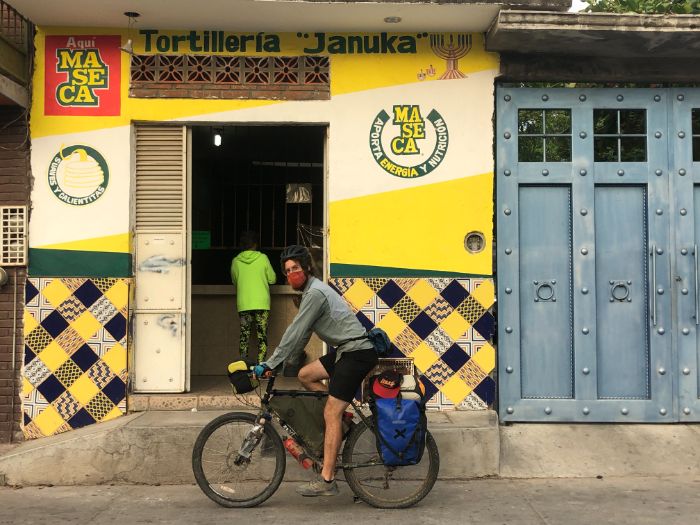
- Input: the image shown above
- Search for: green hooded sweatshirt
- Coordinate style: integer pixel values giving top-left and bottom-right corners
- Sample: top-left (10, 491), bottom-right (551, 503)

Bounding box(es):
top-left (230, 250), bottom-right (276, 312)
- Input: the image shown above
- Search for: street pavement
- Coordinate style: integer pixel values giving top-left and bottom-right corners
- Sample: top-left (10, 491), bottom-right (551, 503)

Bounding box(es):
top-left (1, 476), bottom-right (698, 524)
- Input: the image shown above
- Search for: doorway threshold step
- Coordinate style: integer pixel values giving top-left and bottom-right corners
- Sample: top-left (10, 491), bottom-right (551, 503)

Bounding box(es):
top-left (128, 393), bottom-right (259, 412)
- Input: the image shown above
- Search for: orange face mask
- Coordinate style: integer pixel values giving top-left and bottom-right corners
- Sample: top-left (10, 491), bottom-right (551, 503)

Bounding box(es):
top-left (287, 270), bottom-right (307, 290)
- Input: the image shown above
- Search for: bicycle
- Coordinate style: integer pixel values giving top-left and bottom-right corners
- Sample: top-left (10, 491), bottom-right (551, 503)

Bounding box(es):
top-left (192, 371), bottom-right (439, 509)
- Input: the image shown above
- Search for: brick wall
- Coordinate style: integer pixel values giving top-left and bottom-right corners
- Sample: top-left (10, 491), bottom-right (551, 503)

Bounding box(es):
top-left (0, 106), bottom-right (31, 442)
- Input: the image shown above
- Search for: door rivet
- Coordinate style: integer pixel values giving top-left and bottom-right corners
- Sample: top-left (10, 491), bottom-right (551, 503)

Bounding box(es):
top-left (505, 287), bottom-right (512, 294)
top-left (504, 95), bottom-right (511, 101)
top-left (657, 327), bottom-right (665, 335)
top-left (655, 169), bottom-right (663, 176)
top-left (682, 288), bottom-right (689, 295)
top-left (505, 326), bottom-right (513, 333)
top-left (678, 94), bottom-right (685, 101)
top-left (681, 209), bottom-right (687, 216)
top-left (504, 169), bottom-right (511, 176)
top-left (506, 366), bottom-right (513, 373)
top-left (656, 209), bottom-right (663, 215)
top-left (658, 367), bottom-right (666, 375)
top-left (579, 94), bottom-right (587, 102)
top-left (654, 95), bottom-right (661, 102)
top-left (682, 248), bottom-right (688, 255)
top-left (618, 169), bottom-right (625, 176)
top-left (679, 169), bottom-right (687, 176)
top-left (657, 287), bottom-right (664, 295)
top-left (679, 131), bottom-right (686, 139)
top-left (581, 208), bottom-right (588, 216)
top-left (582, 287), bottom-right (589, 294)
top-left (582, 367), bottom-right (590, 375)
top-left (660, 408), bottom-right (668, 416)
top-left (581, 248), bottom-right (588, 255)
top-left (580, 169), bottom-right (587, 176)
top-left (621, 408), bottom-right (629, 415)
top-left (582, 327), bottom-right (590, 334)
top-left (609, 280), bottom-right (614, 285)
top-left (583, 407), bottom-right (590, 415)
top-left (542, 169), bottom-right (549, 176)
top-left (504, 208), bottom-right (511, 215)
top-left (682, 328), bottom-right (690, 335)
top-left (683, 367), bottom-right (691, 375)
top-left (656, 247), bottom-right (663, 255)
top-left (507, 407), bottom-right (514, 414)
top-left (684, 408), bottom-right (691, 415)
top-left (655, 131), bottom-right (662, 138)
top-left (617, 94), bottom-right (624, 101)
top-left (542, 94), bottom-right (549, 101)
top-left (505, 248), bottom-right (512, 255)
top-left (504, 132), bottom-right (511, 139)
top-left (579, 131), bottom-right (587, 139)
top-left (544, 407), bottom-right (552, 414)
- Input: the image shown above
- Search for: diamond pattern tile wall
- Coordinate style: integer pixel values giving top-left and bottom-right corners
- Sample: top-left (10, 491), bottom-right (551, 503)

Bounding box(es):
top-left (329, 277), bottom-right (495, 410)
top-left (21, 278), bottom-right (130, 439)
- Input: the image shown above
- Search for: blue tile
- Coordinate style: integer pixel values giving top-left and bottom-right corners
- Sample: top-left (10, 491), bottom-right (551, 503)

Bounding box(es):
top-left (72, 344), bottom-right (99, 372)
top-left (25, 281), bottom-right (39, 304)
top-left (419, 376), bottom-right (438, 401)
top-left (24, 344), bottom-right (36, 366)
top-left (102, 377), bottom-right (126, 405)
top-left (408, 312), bottom-right (438, 339)
top-left (73, 281), bottom-right (102, 308)
top-left (104, 313), bottom-right (127, 341)
top-left (474, 376), bottom-right (495, 406)
top-left (40, 310), bottom-right (69, 338)
top-left (473, 313), bottom-right (495, 340)
top-left (36, 374), bottom-right (65, 403)
top-left (441, 344), bottom-right (470, 372)
top-left (376, 281), bottom-right (405, 308)
top-left (440, 281), bottom-right (469, 308)
top-left (23, 412), bottom-right (31, 426)
top-left (68, 408), bottom-right (96, 429)
top-left (355, 311), bottom-right (375, 332)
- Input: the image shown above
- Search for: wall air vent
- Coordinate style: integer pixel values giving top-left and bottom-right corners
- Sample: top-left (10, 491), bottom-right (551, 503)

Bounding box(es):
top-left (0, 206), bottom-right (27, 266)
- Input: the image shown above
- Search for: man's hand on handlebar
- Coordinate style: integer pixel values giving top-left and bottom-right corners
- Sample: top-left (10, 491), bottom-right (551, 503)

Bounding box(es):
top-left (253, 363), bottom-right (272, 379)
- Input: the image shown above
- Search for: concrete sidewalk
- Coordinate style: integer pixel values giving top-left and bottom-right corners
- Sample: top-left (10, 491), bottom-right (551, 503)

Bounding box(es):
top-left (1, 477), bottom-right (699, 525)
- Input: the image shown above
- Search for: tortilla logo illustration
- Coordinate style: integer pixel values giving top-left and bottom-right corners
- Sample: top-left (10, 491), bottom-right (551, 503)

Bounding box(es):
top-left (48, 145), bottom-right (109, 206)
top-left (369, 105), bottom-right (449, 178)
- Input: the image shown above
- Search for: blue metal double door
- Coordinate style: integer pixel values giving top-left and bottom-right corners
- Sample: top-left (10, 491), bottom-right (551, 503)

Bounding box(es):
top-left (497, 88), bottom-right (700, 422)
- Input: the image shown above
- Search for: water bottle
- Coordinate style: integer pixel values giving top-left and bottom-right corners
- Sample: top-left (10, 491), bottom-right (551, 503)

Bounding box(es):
top-left (283, 437), bottom-right (313, 469)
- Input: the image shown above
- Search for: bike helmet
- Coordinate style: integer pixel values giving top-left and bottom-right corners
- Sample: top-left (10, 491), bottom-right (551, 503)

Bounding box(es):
top-left (280, 244), bottom-right (312, 271)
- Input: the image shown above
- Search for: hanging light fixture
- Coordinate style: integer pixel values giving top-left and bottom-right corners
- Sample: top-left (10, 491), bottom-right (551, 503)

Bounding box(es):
top-left (120, 11), bottom-right (140, 55)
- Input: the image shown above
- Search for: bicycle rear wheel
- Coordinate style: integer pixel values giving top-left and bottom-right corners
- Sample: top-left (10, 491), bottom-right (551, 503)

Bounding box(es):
top-left (192, 412), bottom-right (285, 508)
top-left (342, 421), bottom-right (439, 509)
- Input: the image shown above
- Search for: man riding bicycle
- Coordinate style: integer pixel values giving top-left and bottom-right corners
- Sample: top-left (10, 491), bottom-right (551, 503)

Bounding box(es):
top-left (253, 245), bottom-right (378, 497)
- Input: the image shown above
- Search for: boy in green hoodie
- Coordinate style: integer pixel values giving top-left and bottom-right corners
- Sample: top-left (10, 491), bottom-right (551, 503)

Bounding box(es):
top-left (230, 231), bottom-right (277, 363)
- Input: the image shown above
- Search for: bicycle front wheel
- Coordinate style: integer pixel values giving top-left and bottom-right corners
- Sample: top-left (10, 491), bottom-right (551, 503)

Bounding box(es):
top-left (192, 412), bottom-right (285, 508)
top-left (342, 421), bottom-right (439, 509)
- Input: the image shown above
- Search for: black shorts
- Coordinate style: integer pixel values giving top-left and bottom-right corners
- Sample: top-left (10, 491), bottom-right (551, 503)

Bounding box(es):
top-left (319, 348), bottom-right (378, 403)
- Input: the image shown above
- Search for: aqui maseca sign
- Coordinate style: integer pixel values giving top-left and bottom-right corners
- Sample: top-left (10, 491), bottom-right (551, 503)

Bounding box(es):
top-left (370, 105), bottom-right (449, 178)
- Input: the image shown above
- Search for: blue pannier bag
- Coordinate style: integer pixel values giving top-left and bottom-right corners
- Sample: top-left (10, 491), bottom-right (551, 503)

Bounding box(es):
top-left (371, 391), bottom-right (427, 466)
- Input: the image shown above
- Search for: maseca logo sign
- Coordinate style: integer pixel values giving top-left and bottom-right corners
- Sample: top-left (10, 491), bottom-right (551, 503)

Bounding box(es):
top-left (369, 105), bottom-right (449, 178)
top-left (44, 35), bottom-right (121, 116)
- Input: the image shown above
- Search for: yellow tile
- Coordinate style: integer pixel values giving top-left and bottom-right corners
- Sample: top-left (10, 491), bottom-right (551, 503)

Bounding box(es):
top-left (23, 309), bottom-right (39, 336)
top-left (406, 279), bottom-right (439, 309)
top-left (33, 405), bottom-right (65, 436)
top-left (70, 311), bottom-right (101, 340)
top-left (41, 279), bottom-right (73, 308)
top-left (440, 310), bottom-right (470, 340)
top-left (441, 375), bottom-right (472, 405)
top-left (375, 310), bottom-right (407, 339)
top-left (104, 280), bottom-right (128, 311)
top-left (68, 373), bottom-right (99, 405)
top-left (21, 376), bottom-right (33, 396)
top-left (37, 341), bottom-right (70, 372)
top-left (471, 343), bottom-right (496, 374)
top-left (409, 342), bottom-right (440, 373)
top-left (102, 343), bottom-right (127, 374)
top-left (102, 405), bottom-right (125, 423)
top-left (471, 280), bottom-right (495, 309)
top-left (343, 280), bottom-right (375, 310)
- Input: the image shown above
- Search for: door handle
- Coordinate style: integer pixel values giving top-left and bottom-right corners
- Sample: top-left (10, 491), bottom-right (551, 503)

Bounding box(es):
top-left (651, 245), bottom-right (657, 326)
top-left (694, 245), bottom-right (699, 325)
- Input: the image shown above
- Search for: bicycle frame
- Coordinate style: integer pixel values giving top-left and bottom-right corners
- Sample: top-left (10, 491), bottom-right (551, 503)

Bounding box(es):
top-left (251, 374), bottom-right (382, 471)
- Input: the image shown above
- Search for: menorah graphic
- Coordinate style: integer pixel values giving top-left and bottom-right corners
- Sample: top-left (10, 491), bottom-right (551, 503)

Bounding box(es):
top-left (429, 33), bottom-right (472, 80)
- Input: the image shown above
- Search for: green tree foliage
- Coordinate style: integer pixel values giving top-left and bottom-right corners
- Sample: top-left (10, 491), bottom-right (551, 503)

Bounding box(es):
top-left (585, 0), bottom-right (700, 13)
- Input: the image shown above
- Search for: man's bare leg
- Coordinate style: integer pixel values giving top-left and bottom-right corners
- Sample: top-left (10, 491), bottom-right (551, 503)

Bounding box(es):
top-left (298, 360), bottom-right (329, 392)
top-left (322, 395), bottom-right (349, 481)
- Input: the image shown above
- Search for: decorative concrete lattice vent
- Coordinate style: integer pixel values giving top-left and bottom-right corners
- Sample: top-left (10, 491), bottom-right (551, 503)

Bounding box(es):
top-left (0, 205), bottom-right (27, 266)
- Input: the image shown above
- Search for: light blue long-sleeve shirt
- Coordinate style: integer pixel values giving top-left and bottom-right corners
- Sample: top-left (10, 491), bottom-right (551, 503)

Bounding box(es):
top-left (265, 276), bottom-right (374, 370)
